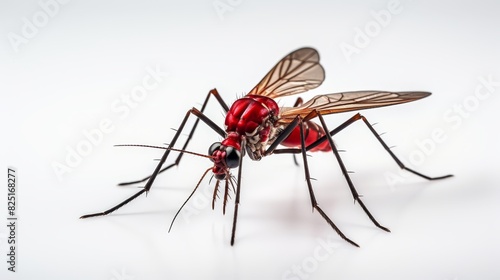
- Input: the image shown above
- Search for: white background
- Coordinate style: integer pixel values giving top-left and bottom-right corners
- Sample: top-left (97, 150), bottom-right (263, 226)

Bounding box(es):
top-left (1, 0), bottom-right (499, 279)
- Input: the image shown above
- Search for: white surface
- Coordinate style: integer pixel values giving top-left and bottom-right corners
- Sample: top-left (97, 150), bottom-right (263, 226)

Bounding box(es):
top-left (1, 0), bottom-right (499, 279)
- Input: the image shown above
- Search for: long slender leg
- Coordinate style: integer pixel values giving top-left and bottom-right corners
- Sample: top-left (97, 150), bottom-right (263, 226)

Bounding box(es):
top-left (119, 88), bottom-right (229, 186)
top-left (265, 115), bottom-right (359, 247)
top-left (80, 108), bottom-right (225, 219)
top-left (230, 138), bottom-right (246, 246)
top-left (315, 113), bottom-right (390, 232)
top-left (274, 113), bottom-right (453, 180)
top-left (273, 112), bottom-right (452, 232)
top-left (296, 117), bottom-right (359, 247)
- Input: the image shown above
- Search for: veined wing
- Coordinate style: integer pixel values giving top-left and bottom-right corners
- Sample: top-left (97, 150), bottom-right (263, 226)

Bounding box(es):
top-left (247, 47), bottom-right (325, 99)
top-left (279, 91), bottom-right (431, 122)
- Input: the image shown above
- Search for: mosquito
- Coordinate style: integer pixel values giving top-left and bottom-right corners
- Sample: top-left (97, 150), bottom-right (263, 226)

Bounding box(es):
top-left (80, 47), bottom-right (452, 247)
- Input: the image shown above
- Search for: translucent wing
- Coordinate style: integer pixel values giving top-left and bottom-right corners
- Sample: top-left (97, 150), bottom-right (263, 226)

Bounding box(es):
top-left (247, 47), bottom-right (325, 99)
top-left (279, 91), bottom-right (431, 122)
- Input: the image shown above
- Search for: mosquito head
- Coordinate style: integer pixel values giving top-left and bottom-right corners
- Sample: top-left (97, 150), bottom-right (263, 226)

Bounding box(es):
top-left (208, 142), bottom-right (241, 180)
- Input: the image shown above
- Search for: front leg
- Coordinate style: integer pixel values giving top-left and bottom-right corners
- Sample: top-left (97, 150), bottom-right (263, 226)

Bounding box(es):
top-left (80, 107), bottom-right (225, 219)
top-left (263, 114), bottom-right (359, 247)
top-left (119, 88), bottom-right (229, 186)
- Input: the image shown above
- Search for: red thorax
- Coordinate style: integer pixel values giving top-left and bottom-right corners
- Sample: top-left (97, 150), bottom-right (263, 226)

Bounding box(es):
top-left (209, 94), bottom-right (332, 179)
top-left (222, 95), bottom-right (280, 159)
top-left (210, 95), bottom-right (280, 179)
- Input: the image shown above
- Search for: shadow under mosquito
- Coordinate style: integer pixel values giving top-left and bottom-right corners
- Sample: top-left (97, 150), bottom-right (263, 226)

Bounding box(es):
top-left (236, 182), bottom-right (416, 243)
